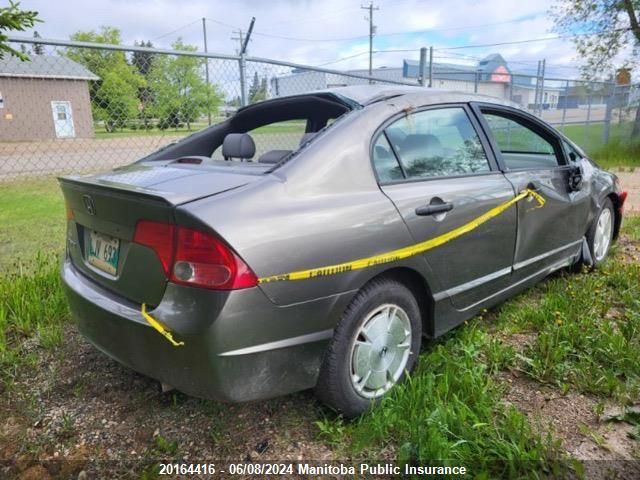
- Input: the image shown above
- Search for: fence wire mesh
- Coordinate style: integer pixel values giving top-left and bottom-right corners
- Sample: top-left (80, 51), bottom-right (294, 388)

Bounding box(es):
top-left (0, 37), bottom-right (638, 180)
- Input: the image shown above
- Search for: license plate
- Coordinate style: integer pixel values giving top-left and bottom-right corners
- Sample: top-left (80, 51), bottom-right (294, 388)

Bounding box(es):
top-left (87, 231), bottom-right (120, 275)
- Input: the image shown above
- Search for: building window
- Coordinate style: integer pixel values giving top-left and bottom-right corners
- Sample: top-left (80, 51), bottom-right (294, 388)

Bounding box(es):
top-left (0, 91), bottom-right (4, 109)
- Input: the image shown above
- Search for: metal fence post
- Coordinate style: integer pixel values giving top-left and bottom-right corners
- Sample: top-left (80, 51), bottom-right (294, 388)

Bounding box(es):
top-left (560, 80), bottom-right (568, 133)
top-left (508, 74), bottom-right (513, 102)
top-left (418, 47), bottom-right (427, 87)
top-left (474, 70), bottom-right (479, 94)
top-left (603, 82), bottom-right (615, 145)
top-left (239, 53), bottom-right (247, 107)
top-left (584, 90), bottom-right (592, 147)
top-left (428, 46), bottom-right (433, 88)
top-left (533, 60), bottom-right (541, 113)
top-left (538, 59), bottom-right (546, 116)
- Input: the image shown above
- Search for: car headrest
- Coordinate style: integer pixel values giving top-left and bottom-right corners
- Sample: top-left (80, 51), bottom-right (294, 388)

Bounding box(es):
top-left (401, 134), bottom-right (443, 157)
top-left (258, 150), bottom-right (292, 164)
top-left (299, 132), bottom-right (317, 146)
top-left (222, 133), bottom-right (256, 160)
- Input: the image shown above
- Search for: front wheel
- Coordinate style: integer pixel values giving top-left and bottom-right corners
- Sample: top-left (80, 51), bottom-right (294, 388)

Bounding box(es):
top-left (587, 198), bottom-right (615, 266)
top-left (315, 278), bottom-right (422, 417)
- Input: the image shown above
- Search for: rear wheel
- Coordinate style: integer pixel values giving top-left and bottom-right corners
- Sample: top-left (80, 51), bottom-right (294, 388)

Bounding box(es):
top-left (587, 198), bottom-right (614, 267)
top-left (315, 278), bottom-right (422, 417)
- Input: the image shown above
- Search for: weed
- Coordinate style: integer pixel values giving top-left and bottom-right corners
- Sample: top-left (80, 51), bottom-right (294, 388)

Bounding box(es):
top-left (154, 435), bottom-right (178, 455)
top-left (315, 417), bottom-right (348, 447)
top-left (578, 423), bottom-right (610, 451)
top-left (60, 413), bottom-right (76, 439)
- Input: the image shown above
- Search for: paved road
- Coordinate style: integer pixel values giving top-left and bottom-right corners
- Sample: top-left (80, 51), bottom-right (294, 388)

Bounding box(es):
top-left (0, 133), bottom-right (302, 179)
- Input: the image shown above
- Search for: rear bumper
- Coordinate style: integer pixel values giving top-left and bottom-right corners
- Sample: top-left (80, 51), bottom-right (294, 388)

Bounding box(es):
top-left (61, 259), bottom-right (353, 402)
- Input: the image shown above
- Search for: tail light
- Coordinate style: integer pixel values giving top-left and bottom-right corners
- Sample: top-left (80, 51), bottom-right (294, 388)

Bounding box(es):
top-left (133, 221), bottom-right (257, 290)
top-left (618, 191), bottom-right (628, 214)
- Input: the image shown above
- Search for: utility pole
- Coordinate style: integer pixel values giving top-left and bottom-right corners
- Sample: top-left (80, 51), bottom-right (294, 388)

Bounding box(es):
top-left (231, 29), bottom-right (245, 55)
top-left (231, 18), bottom-right (256, 107)
top-left (361, 2), bottom-right (379, 81)
top-left (202, 18), bottom-right (211, 126)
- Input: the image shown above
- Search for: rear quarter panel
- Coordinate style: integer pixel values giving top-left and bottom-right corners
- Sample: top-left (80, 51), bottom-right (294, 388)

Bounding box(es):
top-left (177, 101), bottom-right (439, 306)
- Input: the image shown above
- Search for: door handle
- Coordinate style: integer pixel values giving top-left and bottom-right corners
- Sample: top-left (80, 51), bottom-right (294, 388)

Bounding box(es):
top-left (415, 202), bottom-right (454, 216)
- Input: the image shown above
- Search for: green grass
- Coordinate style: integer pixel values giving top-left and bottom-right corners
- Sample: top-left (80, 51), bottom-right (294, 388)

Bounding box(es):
top-left (0, 254), bottom-right (69, 383)
top-left (494, 217), bottom-right (640, 401)
top-left (346, 326), bottom-right (566, 477)
top-left (0, 178), bottom-right (66, 269)
top-left (558, 122), bottom-right (640, 169)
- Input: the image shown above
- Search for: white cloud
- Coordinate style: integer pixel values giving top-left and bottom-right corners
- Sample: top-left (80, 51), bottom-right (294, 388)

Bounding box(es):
top-left (15, 0), bottom-right (617, 79)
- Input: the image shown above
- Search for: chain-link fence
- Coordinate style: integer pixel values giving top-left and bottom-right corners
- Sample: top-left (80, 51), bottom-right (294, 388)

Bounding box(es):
top-left (427, 69), bottom-right (639, 154)
top-left (1, 36), bottom-right (638, 180)
top-left (0, 36), bottom-right (417, 180)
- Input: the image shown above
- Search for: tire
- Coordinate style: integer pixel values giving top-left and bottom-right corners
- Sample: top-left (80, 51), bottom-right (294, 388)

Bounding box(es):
top-left (586, 198), bottom-right (615, 267)
top-left (315, 277), bottom-right (422, 417)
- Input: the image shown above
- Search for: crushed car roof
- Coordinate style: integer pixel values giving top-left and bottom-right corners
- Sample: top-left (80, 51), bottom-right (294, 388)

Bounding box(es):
top-left (325, 85), bottom-right (520, 108)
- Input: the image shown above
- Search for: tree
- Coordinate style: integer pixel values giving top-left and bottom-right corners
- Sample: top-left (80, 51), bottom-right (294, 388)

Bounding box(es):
top-left (32, 30), bottom-right (43, 55)
top-left (0, 1), bottom-right (40, 60)
top-left (66, 27), bottom-right (146, 132)
top-left (149, 38), bottom-right (221, 130)
top-left (248, 71), bottom-right (268, 103)
top-left (132, 40), bottom-right (156, 128)
top-left (551, 0), bottom-right (640, 136)
top-left (132, 40), bottom-right (155, 77)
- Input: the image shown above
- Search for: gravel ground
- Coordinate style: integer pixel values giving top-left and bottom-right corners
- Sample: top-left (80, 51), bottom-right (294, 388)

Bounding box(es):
top-left (616, 169), bottom-right (640, 214)
top-left (1, 328), bottom-right (334, 479)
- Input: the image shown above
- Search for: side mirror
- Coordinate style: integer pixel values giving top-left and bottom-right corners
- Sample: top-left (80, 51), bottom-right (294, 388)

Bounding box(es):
top-left (568, 164), bottom-right (583, 191)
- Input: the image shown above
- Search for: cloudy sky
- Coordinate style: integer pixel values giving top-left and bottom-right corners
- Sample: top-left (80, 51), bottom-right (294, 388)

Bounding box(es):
top-left (16, 0), bottom-right (591, 77)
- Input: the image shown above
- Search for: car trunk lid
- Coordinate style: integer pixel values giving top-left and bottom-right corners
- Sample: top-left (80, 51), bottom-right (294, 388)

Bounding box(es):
top-left (59, 164), bottom-right (256, 306)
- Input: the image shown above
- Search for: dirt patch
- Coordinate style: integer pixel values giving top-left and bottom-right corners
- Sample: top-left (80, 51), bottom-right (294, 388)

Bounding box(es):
top-left (0, 327), bottom-right (334, 478)
top-left (503, 374), bottom-right (640, 479)
top-left (615, 234), bottom-right (640, 264)
top-left (616, 169), bottom-right (640, 215)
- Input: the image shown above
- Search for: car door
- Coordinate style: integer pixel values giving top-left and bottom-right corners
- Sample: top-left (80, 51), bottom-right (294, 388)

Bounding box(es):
top-left (471, 104), bottom-right (589, 282)
top-left (372, 104), bottom-right (517, 314)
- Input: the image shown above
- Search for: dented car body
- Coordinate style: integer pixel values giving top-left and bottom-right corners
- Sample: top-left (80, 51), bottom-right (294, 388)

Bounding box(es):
top-left (60, 86), bottom-right (627, 413)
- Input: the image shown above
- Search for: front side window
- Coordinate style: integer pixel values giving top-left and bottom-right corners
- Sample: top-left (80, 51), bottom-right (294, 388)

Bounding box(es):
top-left (482, 112), bottom-right (561, 169)
top-left (382, 107), bottom-right (490, 180)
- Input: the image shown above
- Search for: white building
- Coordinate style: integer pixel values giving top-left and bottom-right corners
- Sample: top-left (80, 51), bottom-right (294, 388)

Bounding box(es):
top-left (271, 54), bottom-right (564, 110)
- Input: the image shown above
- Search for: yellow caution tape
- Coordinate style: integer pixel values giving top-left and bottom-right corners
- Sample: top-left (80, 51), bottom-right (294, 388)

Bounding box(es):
top-left (141, 304), bottom-right (185, 347)
top-left (258, 188), bottom-right (545, 284)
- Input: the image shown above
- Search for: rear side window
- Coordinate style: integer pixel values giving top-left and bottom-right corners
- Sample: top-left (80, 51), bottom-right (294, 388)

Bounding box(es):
top-left (372, 134), bottom-right (403, 182)
top-left (482, 112), bottom-right (561, 169)
top-left (381, 107), bottom-right (490, 180)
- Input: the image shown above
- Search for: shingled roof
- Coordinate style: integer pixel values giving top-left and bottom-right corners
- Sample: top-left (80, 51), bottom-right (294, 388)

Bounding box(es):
top-left (0, 55), bottom-right (99, 81)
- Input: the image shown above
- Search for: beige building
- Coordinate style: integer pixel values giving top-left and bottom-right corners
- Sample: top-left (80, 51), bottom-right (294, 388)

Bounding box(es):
top-left (0, 56), bottom-right (98, 141)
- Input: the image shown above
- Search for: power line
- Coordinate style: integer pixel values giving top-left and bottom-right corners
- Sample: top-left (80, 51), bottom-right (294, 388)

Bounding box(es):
top-left (315, 51), bottom-right (370, 66)
top-left (315, 47), bottom-right (418, 67)
top-left (153, 19), bottom-right (201, 41)
top-left (438, 28), bottom-right (631, 50)
top-left (205, 15), bottom-right (548, 44)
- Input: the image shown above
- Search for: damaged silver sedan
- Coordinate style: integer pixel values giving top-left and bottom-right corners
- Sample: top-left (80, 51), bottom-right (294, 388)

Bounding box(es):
top-left (60, 86), bottom-right (628, 416)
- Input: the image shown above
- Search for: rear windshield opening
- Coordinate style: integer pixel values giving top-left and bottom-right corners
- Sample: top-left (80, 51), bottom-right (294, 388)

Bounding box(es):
top-left (142, 93), bottom-right (354, 170)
